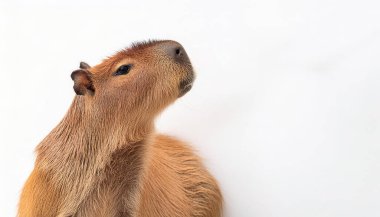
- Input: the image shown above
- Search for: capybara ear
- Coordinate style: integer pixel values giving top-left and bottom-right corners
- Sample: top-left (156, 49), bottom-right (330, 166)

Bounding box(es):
top-left (79, 61), bottom-right (91, 69)
top-left (71, 69), bottom-right (95, 95)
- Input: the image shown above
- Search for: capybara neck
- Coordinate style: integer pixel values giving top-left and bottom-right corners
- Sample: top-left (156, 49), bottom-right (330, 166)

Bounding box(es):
top-left (36, 95), bottom-right (153, 174)
top-left (34, 96), bottom-right (153, 215)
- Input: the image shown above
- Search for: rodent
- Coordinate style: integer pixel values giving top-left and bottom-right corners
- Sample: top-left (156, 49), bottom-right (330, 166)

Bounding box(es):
top-left (17, 40), bottom-right (222, 217)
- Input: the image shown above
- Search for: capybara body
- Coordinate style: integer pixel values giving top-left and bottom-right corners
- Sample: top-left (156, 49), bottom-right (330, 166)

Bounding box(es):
top-left (18, 40), bottom-right (222, 217)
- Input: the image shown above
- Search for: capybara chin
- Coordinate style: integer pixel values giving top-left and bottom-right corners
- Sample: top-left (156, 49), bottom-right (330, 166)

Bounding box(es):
top-left (17, 40), bottom-right (222, 217)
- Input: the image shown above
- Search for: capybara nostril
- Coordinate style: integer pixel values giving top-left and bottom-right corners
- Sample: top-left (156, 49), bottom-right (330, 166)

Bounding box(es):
top-left (175, 47), bottom-right (182, 56)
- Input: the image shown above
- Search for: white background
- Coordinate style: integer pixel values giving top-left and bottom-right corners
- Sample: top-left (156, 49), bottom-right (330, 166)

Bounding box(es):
top-left (1, 0), bottom-right (380, 216)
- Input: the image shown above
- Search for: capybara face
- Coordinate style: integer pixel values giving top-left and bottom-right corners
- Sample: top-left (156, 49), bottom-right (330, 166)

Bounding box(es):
top-left (71, 40), bottom-right (195, 122)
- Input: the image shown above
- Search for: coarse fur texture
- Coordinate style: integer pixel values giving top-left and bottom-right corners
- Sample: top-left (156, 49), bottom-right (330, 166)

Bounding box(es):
top-left (17, 40), bottom-right (222, 217)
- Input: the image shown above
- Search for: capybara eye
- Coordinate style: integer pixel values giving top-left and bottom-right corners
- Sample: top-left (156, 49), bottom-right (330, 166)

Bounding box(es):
top-left (114, 64), bottom-right (132, 76)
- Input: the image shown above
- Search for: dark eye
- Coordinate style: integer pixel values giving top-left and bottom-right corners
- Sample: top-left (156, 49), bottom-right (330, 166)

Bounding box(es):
top-left (114, 64), bottom-right (132, 76)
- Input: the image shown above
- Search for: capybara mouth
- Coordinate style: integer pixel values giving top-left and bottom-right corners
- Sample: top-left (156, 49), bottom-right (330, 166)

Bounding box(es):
top-left (178, 82), bottom-right (193, 98)
top-left (178, 73), bottom-right (195, 98)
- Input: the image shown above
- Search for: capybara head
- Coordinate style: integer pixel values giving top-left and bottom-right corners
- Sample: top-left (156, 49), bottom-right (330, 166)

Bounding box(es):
top-left (70, 40), bottom-right (194, 127)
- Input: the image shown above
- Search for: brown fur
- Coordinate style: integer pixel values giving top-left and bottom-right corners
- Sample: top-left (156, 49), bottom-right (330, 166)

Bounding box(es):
top-left (18, 40), bottom-right (222, 217)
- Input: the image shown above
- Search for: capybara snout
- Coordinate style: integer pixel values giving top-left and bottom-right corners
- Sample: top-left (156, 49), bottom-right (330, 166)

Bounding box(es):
top-left (154, 40), bottom-right (195, 96)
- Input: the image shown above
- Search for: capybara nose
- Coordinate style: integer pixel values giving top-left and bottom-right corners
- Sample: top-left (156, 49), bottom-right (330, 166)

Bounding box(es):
top-left (159, 41), bottom-right (190, 63)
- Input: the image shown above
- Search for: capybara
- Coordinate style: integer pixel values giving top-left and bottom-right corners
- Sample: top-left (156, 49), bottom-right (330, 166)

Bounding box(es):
top-left (18, 40), bottom-right (222, 217)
